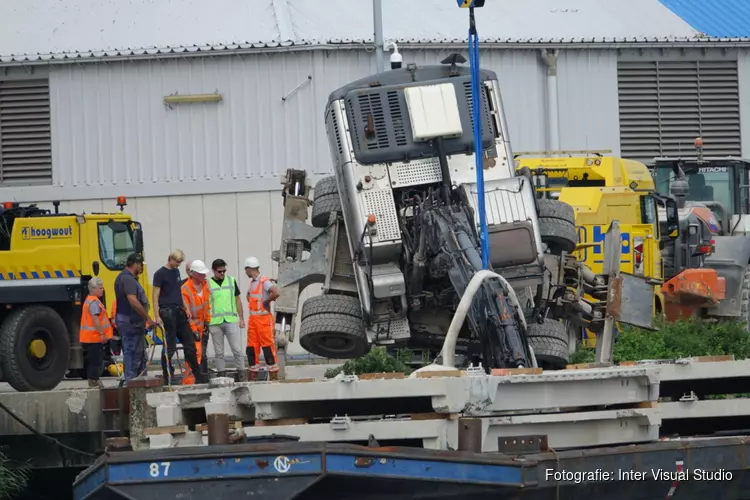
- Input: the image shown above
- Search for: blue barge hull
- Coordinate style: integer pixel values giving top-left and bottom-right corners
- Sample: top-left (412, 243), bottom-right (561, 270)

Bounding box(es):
top-left (74, 438), bottom-right (750, 499)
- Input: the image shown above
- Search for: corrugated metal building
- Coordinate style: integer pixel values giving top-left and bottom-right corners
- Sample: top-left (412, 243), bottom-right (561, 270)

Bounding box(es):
top-left (1, 0), bottom-right (749, 356)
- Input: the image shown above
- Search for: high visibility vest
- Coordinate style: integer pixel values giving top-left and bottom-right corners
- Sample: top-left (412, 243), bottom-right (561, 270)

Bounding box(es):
top-left (248, 276), bottom-right (271, 316)
top-left (181, 280), bottom-right (211, 333)
top-left (209, 276), bottom-right (238, 325)
top-left (80, 295), bottom-right (113, 343)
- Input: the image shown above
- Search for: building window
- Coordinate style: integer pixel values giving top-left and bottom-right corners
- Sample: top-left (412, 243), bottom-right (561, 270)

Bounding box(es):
top-left (617, 60), bottom-right (741, 161)
top-left (0, 78), bottom-right (52, 185)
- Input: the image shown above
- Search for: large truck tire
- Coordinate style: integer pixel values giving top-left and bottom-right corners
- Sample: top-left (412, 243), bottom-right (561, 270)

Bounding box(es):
top-left (301, 293), bottom-right (363, 320)
top-left (299, 294), bottom-right (369, 359)
top-left (311, 176), bottom-right (342, 228)
top-left (0, 305), bottom-right (71, 392)
top-left (526, 318), bottom-right (569, 369)
top-left (537, 199), bottom-right (577, 255)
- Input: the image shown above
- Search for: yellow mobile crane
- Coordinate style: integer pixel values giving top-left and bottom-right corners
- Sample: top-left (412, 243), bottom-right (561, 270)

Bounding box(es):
top-left (514, 150), bottom-right (724, 343)
top-left (516, 152), bottom-right (662, 275)
top-left (0, 197), bottom-right (150, 391)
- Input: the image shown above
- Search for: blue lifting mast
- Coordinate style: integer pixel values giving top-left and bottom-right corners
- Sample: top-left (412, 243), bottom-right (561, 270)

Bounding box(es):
top-left (458, 0), bottom-right (489, 269)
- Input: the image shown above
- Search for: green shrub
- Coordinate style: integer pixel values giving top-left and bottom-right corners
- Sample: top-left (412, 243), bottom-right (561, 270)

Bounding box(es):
top-left (570, 318), bottom-right (750, 364)
top-left (324, 347), bottom-right (413, 378)
top-left (0, 450), bottom-right (29, 500)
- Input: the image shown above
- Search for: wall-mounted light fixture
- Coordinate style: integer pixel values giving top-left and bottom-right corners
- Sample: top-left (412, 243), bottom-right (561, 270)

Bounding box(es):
top-left (164, 91), bottom-right (222, 109)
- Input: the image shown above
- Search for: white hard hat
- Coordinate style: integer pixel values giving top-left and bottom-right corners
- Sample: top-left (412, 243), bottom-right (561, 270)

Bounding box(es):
top-left (244, 256), bottom-right (260, 269)
top-left (190, 260), bottom-right (210, 275)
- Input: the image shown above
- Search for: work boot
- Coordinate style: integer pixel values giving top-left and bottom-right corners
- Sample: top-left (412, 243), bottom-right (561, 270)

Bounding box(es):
top-left (88, 379), bottom-right (103, 389)
top-left (217, 370), bottom-right (227, 378)
top-left (268, 365), bottom-right (279, 381)
top-left (237, 370), bottom-right (248, 382)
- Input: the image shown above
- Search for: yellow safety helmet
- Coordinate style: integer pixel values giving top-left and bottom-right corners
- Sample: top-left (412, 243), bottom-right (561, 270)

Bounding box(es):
top-left (107, 363), bottom-right (124, 377)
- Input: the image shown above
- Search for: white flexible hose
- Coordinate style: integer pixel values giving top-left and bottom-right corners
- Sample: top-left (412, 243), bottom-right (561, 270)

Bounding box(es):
top-left (440, 269), bottom-right (530, 369)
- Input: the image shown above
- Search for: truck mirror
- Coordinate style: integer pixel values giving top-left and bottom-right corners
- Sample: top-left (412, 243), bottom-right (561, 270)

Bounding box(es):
top-left (132, 222), bottom-right (144, 254)
top-left (665, 198), bottom-right (679, 240)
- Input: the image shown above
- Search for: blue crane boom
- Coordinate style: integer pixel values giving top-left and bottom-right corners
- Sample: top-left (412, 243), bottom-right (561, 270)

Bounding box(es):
top-left (458, 0), bottom-right (489, 269)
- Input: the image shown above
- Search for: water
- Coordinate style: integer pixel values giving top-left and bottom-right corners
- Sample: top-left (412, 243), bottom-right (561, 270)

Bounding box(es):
top-left (11, 467), bottom-right (82, 500)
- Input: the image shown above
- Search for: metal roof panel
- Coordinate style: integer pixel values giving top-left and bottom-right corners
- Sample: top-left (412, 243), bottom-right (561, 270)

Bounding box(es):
top-left (290, 0), bottom-right (700, 44)
top-left (0, 0), bottom-right (734, 62)
top-left (658, 0), bottom-right (750, 38)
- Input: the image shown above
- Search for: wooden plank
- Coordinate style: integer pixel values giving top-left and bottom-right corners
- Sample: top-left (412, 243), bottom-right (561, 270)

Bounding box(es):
top-left (277, 378), bottom-right (316, 384)
top-left (144, 425), bottom-right (188, 436)
top-left (360, 372), bottom-right (406, 380)
top-left (565, 362), bottom-right (614, 370)
top-left (491, 367), bottom-right (543, 376)
top-left (693, 355), bottom-right (735, 363)
top-left (254, 417), bottom-right (308, 427)
top-left (617, 356), bottom-right (734, 366)
top-left (416, 370), bottom-right (463, 378)
top-left (195, 421), bottom-right (244, 432)
top-left (410, 413), bottom-right (458, 421)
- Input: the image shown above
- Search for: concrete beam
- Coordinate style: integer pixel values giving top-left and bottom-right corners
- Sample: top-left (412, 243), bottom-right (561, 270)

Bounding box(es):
top-left (241, 418), bottom-right (458, 450)
top-left (480, 408), bottom-right (660, 450)
top-left (193, 408), bottom-right (660, 453)
top-left (660, 399), bottom-right (750, 420)
top-left (250, 367), bottom-right (659, 420)
top-left (657, 359), bottom-right (750, 382)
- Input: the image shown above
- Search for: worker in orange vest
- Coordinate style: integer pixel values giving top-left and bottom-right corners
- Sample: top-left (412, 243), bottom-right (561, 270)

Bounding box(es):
top-left (181, 260), bottom-right (211, 385)
top-left (243, 256), bottom-right (280, 379)
top-left (80, 277), bottom-right (113, 388)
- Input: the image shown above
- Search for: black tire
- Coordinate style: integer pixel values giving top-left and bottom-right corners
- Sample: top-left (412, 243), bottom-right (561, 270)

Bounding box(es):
top-left (537, 199), bottom-right (577, 255)
top-left (299, 312), bottom-right (369, 359)
top-left (528, 337), bottom-right (569, 370)
top-left (527, 318), bottom-right (569, 343)
top-left (0, 305), bottom-right (71, 391)
top-left (314, 176), bottom-right (339, 198)
top-left (537, 198), bottom-right (575, 223)
top-left (527, 318), bottom-right (569, 369)
top-left (311, 177), bottom-right (343, 228)
top-left (301, 294), bottom-right (362, 320)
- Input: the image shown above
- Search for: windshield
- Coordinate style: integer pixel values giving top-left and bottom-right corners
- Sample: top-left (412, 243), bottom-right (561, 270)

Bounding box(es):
top-left (98, 222), bottom-right (136, 270)
top-left (653, 165), bottom-right (736, 214)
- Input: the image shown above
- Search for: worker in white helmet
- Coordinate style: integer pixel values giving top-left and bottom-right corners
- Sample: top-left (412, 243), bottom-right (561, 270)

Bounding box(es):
top-left (244, 256), bottom-right (280, 378)
top-left (180, 260), bottom-right (193, 286)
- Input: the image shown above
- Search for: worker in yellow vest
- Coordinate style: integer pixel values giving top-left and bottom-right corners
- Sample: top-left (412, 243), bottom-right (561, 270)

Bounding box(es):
top-left (80, 277), bottom-right (113, 389)
top-left (208, 258), bottom-right (247, 381)
top-left (244, 256), bottom-right (280, 380)
top-left (181, 260), bottom-right (211, 385)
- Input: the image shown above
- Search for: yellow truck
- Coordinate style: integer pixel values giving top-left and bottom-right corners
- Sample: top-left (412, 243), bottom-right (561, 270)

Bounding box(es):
top-left (0, 197), bottom-right (149, 391)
